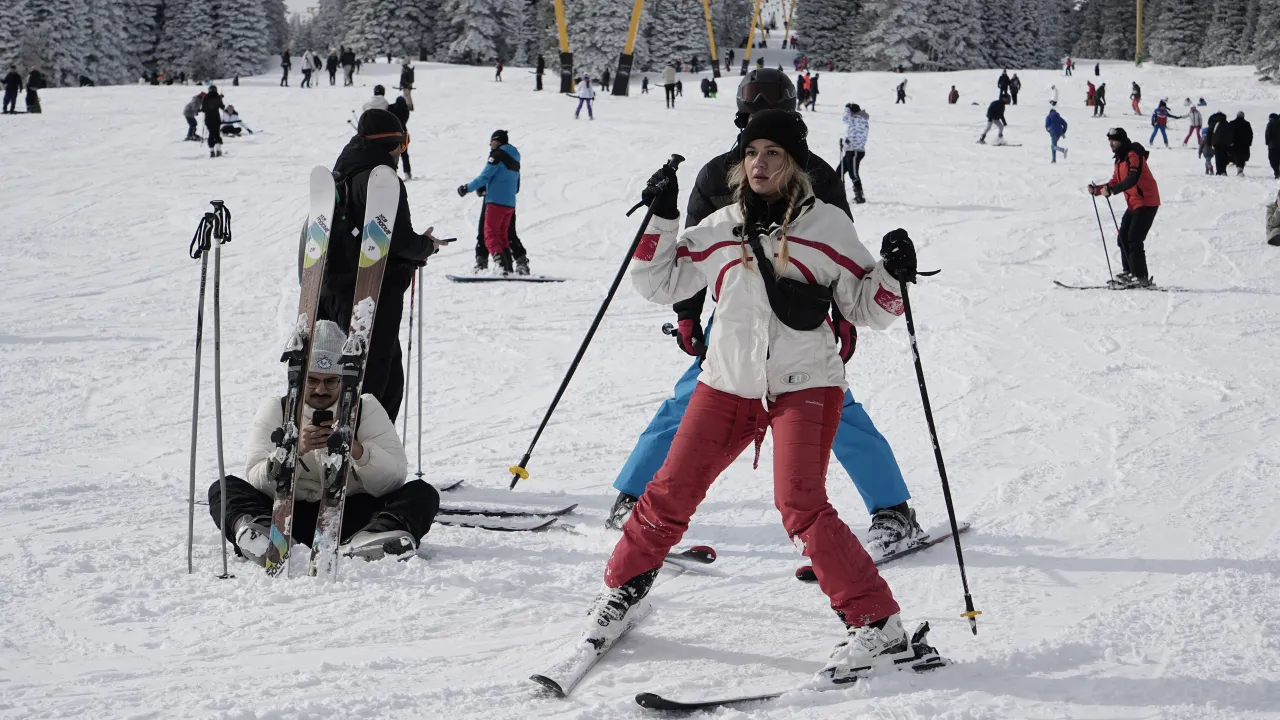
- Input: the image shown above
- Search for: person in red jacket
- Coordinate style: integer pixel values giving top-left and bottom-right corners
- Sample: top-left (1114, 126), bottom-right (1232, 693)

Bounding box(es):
top-left (1089, 128), bottom-right (1160, 287)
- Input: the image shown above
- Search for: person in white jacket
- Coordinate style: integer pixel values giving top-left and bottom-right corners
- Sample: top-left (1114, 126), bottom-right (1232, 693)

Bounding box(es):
top-left (362, 84), bottom-right (390, 113)
top-left (574, 75), bottom-right (595, 120)
top-left (840, 102), bottom-right (869, 203)
top-left (207, 320), bottom-right (439, 566)
top-left (580, 110), bottom-right (932, 685)
top-left (662, 63), bottom-right (677, 108)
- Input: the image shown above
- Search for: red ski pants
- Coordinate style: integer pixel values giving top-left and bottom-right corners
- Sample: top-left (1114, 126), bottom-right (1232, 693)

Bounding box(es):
top-left (605, 383), bottom-right (900, 626)
top-left (482, 203), bottom-right (515, 255)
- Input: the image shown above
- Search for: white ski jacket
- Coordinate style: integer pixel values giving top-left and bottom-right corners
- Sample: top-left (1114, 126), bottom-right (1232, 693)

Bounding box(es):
top-left (244, 394), bottom-right (407, 503)
top-left (662, 66), bottom-right (677, 85)
top-left (362, 95), bottom-right (390, 113)
top-left (632, 197), bottom-right (905, 400)
top-left (841, 107), bottom-right (870, 151)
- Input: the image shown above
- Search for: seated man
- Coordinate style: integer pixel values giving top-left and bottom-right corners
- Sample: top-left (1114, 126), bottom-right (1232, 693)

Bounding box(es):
top-left (208, 320), bottom-right (438, 565)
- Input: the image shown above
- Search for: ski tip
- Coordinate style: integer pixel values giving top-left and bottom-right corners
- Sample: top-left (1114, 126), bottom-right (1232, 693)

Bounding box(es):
top-left (795, 565), bottom-right (817, 583)
top-left (529, 674), bottom-right (566, 698)
top-left (634, 692), bottom-right (669, 709)
top-left (687, 545), bottom-right (716, 563)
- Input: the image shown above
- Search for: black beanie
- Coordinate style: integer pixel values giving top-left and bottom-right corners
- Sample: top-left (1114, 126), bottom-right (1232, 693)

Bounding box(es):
top-left (739, 109), bottom-right (809, 166)
top-left (357, 109), bottom-right (404, 145)
top-left (491, 129), bottom-right (509, 145)
top-left (1106, 127), bottom-right (1129, 143)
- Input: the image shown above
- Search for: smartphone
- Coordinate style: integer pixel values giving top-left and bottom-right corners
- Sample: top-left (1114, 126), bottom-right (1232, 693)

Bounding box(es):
top-left (312, 409), bottom-right (334, 426)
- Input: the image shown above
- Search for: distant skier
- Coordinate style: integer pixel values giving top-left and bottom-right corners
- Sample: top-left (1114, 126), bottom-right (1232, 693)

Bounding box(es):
top-left (662, 63), bottom-right (677, 108)
top-left (1086, 80), bottom-right (1096, 107)
top-left (320, 109), bottom-right (442, 419)
top-left (495, 59), bottom-right (504, 82)
top-left (341, 47), bottom-right (356, 86)
top-left (457, 130), bottom-right (530, 276)
top-left (202, 85), bottom-right (225, 157)
top-left (300, 51), bottom-right (313, 88)
top-left (574, 75), bottom-right (595, 120)
top-left (3, 64), bottom-right (22, 114)
top-left (1095, 62), bottom-right (1100, 76)
top-left (1049, 84), bottom-right (1058, 106)
top-left (1094, 83), bottom-right (1107, 117)
top-left (895, 78), bottom-right (906, 104)
top-left (601, 67), bottom-right (611, 93)
top-left (1149, 100), bottom-right (1181, 147)
top-left (1266, 113), bottom-right (1280, 179)
top-left (326, 50), bottom-right (338, 85)
top-left (362, 84), bottom-right (390, 113)
top-left (1230, 112), bottom-right (1253, 175)
top-left (806, 72), bottom-right (820, 110)
top-left (978, 97), bottom-right (1008, 145)
top-left (1009, 73), bottom-right (1021, 105)
top-left (1045, 106), bottom-right (1068, 162)
top-left (947, 85), bottom-right (959, 104)
top-left (1088, 127), bottom-right (1160, 288)
top-left (1064, 56), bottom-right (1073, 76)
top-left (24, 66), bottom-right (44, 114)
top-left (535, 55), bottom-right (545, 91)
top-left (1183, 104), bottom-right (1202, 145)
top-left (1130, 82), bottom-right (1141, 115)
top-left (183, 91), bottom-right (204, 140)
top-left (389, 96), bottom-right (412, 179)
top-left (399, 58), bottom-right (414, 110)
top-left (641, 75), bottom-right (649, 94)
top-left (1200, 126), bottom-right (1215, 174)
top-left (997, 69), bottom-right (1010, 100)
top-left (841, 102), bottom-right (869, 203)
top-left (796, 72), bottom-right (808, 107)
top-left (280, 49), bottom-right (291, 87)
top-left (675, 78), bottom-right (682, 96)
top-left (206, 319), bottom-right (440, 567)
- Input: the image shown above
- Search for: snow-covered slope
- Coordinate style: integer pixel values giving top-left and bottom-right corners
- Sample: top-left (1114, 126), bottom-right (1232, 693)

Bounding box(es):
top-left (1, 61), bottom-right (1278, 719)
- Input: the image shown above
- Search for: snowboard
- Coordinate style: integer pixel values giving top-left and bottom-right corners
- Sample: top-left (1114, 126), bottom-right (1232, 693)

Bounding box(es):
top-left (794, 522), bottom-right (971, 583)
top-left (446, 274), bottom-right (565, 283)
top-left (308, 165), bottom-right (400, 580)
top-left (263, 167), bottom-right (335, 577)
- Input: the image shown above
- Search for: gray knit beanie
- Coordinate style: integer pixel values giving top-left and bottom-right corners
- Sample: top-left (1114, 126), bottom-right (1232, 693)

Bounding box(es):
top-left (310, 320), bottom-right (346, 373)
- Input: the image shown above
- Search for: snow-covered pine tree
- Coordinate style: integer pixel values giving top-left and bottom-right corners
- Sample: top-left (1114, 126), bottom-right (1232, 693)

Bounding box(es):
top-left (342, 0), bottom-right (374, 54)
top-left (794, 0), bottom-right (856, 70)
top-left (984, 0), bottom-right (1039, 69)
top-left (562, 0), bottom-right (630, 75)
top-left (0, 0), bottom-right (31, 73)
top-left (1253, 0), bottom-right (1280, 78)
top-left (265, 0), bottom-right (290, 53)
top-left (362, 0), bottom-right (429, 58)
top-left (442, 0), bottom-right (520, 64)
top-left (1144, 0), bottom-right (1209, 66)
top-left (1097, 0), bottom-right (1135, 60)
top-left (85, 0), bottom-right (131, 84)
top-left (156, 0), bottom-right (216, 78)
top-left (851, 0), bottom-right (935, 71)
top-left (925, 0), bottom-right (987, 71)
top-left (26, 0), bottom-right (90, 86)
top-left (643, 0), bottom-right (703, 72)
top-left (1200, 0), bottom-right (1250, 65)
top-left (313, 0), bottom-right (348, 51)
top-left (213, 0), bottom-right (270, 78)
top-left (711, 0), bottom-right (751, 61)
top-left (126, 0), bottom-right (164, 81)
top-left (1071, 0), bottom-right (1104, 59)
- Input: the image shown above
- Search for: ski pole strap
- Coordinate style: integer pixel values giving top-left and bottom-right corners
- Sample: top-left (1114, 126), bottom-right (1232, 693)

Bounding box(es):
top-left (189, 212), bottom-right (216, 259)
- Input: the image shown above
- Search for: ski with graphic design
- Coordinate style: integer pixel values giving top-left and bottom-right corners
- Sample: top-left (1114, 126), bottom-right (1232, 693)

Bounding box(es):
top-left (263, 167), bottom-right (335, 576)
top-left (634, 623), bottom-right (947, 712)
top-left (794, 522), bottom-right (971, 583)
top-left (307, 165), bottom-right (400, 579)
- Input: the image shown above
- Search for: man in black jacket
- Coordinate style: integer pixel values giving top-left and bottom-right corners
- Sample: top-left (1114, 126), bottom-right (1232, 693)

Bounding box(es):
top-left (1208, 110), bottom-right (1232, 176)
top-left (605, 69), bottom-right (928, 561)
top-left (24, 66), bottom-right (45, 113)
top-left (1229, 111), bottom-right (1253, 176)
top-left (1266, 113), bottom-right (1280, 179)
top-left (978, 97), bottom-right (1007, 144)
top-left (318, 109), bottom-right (442, 421)
top-left (2, 65), bottom-right (22, 114)
top-left (201, 85), bottom-right (225, 157)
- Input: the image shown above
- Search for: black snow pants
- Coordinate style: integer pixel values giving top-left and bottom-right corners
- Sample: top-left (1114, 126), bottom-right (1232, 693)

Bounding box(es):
top-left (842, 150), bottom-right (865, 200)
top-left (205, 115), bottom-right (222, 148)
top-left (1117, 206), bottom-right (1157, 280)
top-left (2, 88), bottom-right (16, 113)
top-left (208, 475), bottom-right (439, 550)
top-left (1269, 146), bottom-right (1280, 178)
top-left (186, 116), bottom-right (198, 138)
top-left (1214, 149), bottom-right (1230, 175)
top-left (318, 267), bottom-right (411, 421)
top-left (475, 204), bottom-right (528, 266)
top-left (665, 84), bottom-right (676, 108)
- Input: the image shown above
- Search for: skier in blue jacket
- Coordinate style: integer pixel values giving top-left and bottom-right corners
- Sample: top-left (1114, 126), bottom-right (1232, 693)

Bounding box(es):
top-left (1045, 107), bottom-right (1069, 162)
top-left (457, 130), bottom-right (530, 275)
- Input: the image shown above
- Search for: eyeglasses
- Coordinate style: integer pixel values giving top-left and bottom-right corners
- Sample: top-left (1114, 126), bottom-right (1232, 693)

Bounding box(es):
top-left (305, 376), bottom-right (341, 389)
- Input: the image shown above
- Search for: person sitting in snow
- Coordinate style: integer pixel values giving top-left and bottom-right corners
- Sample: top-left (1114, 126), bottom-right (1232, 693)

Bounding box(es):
top-left (220, 105), bottom-right (245, 136)
top-left (207, 319), bottom-right (440, 566)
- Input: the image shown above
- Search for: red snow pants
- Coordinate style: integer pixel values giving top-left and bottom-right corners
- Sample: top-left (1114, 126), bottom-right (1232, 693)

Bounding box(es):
top-left (605, 382), bottom-right (900, 627)
top-left (482, 203), bottom-right (515, 255)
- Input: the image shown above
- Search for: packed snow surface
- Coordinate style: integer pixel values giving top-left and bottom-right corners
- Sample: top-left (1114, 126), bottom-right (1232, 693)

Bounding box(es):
top-left (2, 61), bottom-right (1279, 719)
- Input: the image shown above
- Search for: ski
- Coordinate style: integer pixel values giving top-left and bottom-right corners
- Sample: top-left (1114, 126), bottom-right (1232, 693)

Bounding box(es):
top-left (436, 502), bottom-right (578, 518)
top-left (530, 602), bottom-right (654, 698)
top-left (435, 515), bottom-right (559, 532)
top-left (445, 274), bottom-right (566, 283)
top-left (795, 522), bottom-right (971, 583)
top-left (1053, 279), bottom-right (1174, 292)
top-left (307, 165), bottom-right (400, 579)
top-left (662, 545), bottom-right (717, 572)
top-left (634, 623), bottom-right (947, 712)
top-left (262, 166), bottom-right (335, 577)
top-left (435, 479), bottom-right (464, 492)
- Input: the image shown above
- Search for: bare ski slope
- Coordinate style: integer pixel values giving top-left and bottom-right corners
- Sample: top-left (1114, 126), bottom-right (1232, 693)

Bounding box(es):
top-left (1, 61), bottom-right (1278, 719)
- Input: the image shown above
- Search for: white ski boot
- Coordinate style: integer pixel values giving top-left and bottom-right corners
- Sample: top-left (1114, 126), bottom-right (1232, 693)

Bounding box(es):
top-left (816, 614), bottom-right (913, 684)
top-left (215, 143), bottom-right (223, 157)
top-left (341, 512), bottom-right (417, 561)
top-left (582, 569), bottom-right (658, 648)
top-left (234, 515), bottom-right (272, 567)
top-left (866, 502), bottom-right (927, 559)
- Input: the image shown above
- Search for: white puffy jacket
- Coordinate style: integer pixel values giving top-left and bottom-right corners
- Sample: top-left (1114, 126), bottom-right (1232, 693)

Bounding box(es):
top-left (362, 95), bottom-right (390, 113)
top-left (243, 394), bottom-right (407, 502)
top-left (841, 108), bottom-right (870, 151)
top-left (632, 197), bottom-right (905, 400)
top-left (662, 66), bottom-right (677, 85)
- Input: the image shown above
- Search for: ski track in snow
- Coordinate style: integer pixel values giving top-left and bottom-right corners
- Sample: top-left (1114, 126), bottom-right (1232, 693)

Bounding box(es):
top-left (1, 60), bottom-right (1279, 719)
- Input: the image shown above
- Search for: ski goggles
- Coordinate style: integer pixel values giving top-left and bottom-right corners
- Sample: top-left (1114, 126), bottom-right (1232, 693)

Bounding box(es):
top-left (365, 130), bottom-right (410, 153)
top-left (738, 81), bottom-right (795, 109)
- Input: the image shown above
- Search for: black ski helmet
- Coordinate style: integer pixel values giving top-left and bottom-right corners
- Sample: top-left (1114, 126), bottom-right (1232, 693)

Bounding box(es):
top-left (736, 68), bottom-right (797, 123)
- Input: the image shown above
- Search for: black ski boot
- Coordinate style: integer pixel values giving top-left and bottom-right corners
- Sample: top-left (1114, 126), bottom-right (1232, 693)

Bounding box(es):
top-left (514, 255), bottom-right (531, 276)
top-left (605, 491), bottom-right (639, 530)
top-left (494, 250), bottom-right (514, 276)
top-left (582, 568), bottom-right (659, 646)
top-left (866, 502), bottom-right (926, 558)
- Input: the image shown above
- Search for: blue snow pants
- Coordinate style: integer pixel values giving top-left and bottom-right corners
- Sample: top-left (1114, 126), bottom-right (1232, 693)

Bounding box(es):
top-left (612, 332), bottom-right (911, 515)
top-left (1149, 125), bottom-right (1168, 146)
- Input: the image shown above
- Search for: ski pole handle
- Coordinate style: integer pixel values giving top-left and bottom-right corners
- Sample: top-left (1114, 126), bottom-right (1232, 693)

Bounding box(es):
top-left (626, 154), bottom-right (686, 217)
top-left (661, 322), bottom-right (675, 336)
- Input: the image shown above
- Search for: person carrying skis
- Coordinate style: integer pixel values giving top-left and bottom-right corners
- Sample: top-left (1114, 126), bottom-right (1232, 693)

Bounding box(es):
top-left (1094, 83), bottom-right (1107, 117)
top-left (606, 70), bottom-right (928, 561)
top-left (319, 109), bottom-right (443, 420)
top-left (399, 58), bottom-right (415, 110)
top-left (207, 320), bottom-right (440, 566)
top-left (1266, 113), bottom-right (1280, 179)
top-left (662, 63), bottom-right (677, 108)
top-left (895, 78), bottom-right (907, 104)
top-left (1088, 127), bottom-right (1160, 287)
top-left (841, 102), bottom-right (869, 203)
top-left (978, 97), bottom-right (1008, 145)
top-left (280, 49), bottom-right (291, 87)
top-left (588, 109), bottom-right (934, 685)
top-left (326, 50), bottom-right (339, 85)
top-left (948, 85), bottom-right (959, 104)
top-left (202, 85), bottom-right (225, 157)
top-left (1149, 100), bottom-right (1181, 148)
top-left (183, 91), bottom-right (204, 141)
top-left (1130, 82), bottom-right (1141, 115)
top-left (1184, 103), bottom-right (1203, 145)
top-left (458, 129), bottom-right (530, 276)
top-left (1009, 73), bottom-right (1022, 105)
top-left (389, 96), bottom-right (412, 179)
top-left (362, 84), bottom-right (390, 113)
top-left (2, 64), bottom-right (22, 114)
top-left (574, 75), bottom-right (596, 119)
top-left (1045, 106), bottom-right (1068, 162)
top-left (1230, 112), bottom-right (1253, 175)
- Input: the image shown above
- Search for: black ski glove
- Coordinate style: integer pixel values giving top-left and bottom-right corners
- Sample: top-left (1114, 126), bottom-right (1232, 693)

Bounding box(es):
top-left (641, 166), bottom-right (680, 220)
top-left (456, 185), bottom-right (468, 197)
top-left (880, 228), bottom-right (917, 283)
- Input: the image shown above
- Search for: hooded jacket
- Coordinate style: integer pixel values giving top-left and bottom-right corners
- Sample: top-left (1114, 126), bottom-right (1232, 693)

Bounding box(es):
top-left (1208, 111), bottom-right (1231, 148)
top-left (244, 394), bottom-right (406, 502)
top-left (183, 94), bottom-right (203, 118)
top-left (1266, 115), bottom-right (1279, 147)
top-left (632, 197), bottom-right (903, 400)
top-left (1103, 141), bottom-right (1160, 211)
top-left (986, 100), bottom-right (1006, 123)
top-left (1045, 109), bottom-right (1067, 136)
top-left (465, 143), bottom-right (521, 207)
top-left (841, 106), bottom-right (870, 151)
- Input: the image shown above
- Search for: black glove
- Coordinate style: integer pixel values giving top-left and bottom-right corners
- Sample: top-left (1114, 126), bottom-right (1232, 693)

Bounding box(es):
top-left (456, 185), bottom-right (468, 197)
top-left (880, 228), bottom-right (917, 283)
top-left (476, 186), bottom-right (486, 198)
top-left (641, 166), bottom-right (679, 220)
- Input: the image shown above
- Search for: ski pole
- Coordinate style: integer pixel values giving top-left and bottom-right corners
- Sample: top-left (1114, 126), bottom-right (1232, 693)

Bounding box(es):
top-left (1105, 195), bottom-right (1121, 232)
top-left (509, 154), bottom-right (685, 490)
top-left (898, 272), bottom-right (982, 635)
top-left (402, 269), bottom-right (416, 444)
top-left (1090, 194), bottom-right (1115, 281)
top-left (415, 265), bottom-right (424, 479)
top-left (210, 200), bottom-right (233, 580)
top-left (186, 211), bottom-right (216, 575)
